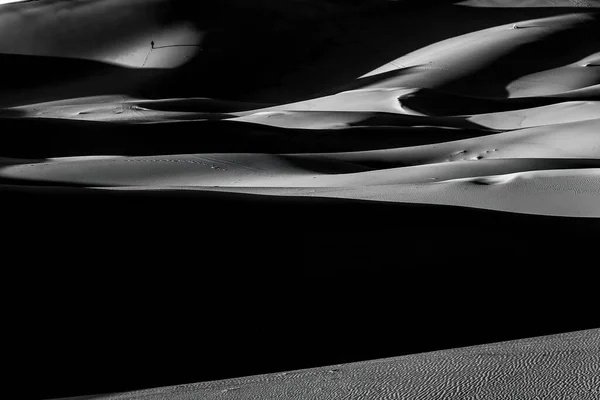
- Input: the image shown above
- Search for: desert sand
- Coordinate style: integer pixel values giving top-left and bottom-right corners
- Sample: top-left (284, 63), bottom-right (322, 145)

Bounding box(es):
top-left (1, 1), bottom-right (599, 399)
top-left (2, 1), bottom-right (600, 216)
top-left (50, 328), bottom-right (600, 400)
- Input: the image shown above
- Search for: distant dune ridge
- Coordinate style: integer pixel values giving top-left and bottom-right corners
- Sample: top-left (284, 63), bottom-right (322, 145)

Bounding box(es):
top-left (1, 3), bottom-right (600, 205)
top-left (2, 0), bottom-right (600, 216)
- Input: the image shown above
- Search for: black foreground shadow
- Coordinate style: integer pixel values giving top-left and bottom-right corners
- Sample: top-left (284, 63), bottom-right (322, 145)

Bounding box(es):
top-left (2, 185), bottom-right (598, 400)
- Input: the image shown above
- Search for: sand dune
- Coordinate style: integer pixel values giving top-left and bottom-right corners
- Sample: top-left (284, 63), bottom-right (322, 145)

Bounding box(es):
top-left (466, 101), bottom-right (600, 128)
top-left (0, 0), bottom-right (203, 68)
top-left (2, 3), bottom-right (600, 396)
top-left (361, 13), bottom-right (600, 96)
top-left (4, 117), bottom-right (597, 178)
top-left (3, 4), bottom-right (600, 216)
top-left (194, 168), bottom-right (600, 217)
top-left (2, 3), bottom-right (600, 219)
top-left (4, 153), bottom-right (599, 186)
top-left (52, 329), bottom-right (599, 400)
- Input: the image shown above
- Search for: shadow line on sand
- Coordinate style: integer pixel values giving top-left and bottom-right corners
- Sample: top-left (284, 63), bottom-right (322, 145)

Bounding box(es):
top-left (0, 118), bottom-right (495, 158)
top-left (0, 53), bottom-right (166, 108)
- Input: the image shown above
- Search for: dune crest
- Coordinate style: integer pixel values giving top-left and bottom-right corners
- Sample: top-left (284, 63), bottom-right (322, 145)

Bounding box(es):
top-left (1, 0), bottom-right (600, 218)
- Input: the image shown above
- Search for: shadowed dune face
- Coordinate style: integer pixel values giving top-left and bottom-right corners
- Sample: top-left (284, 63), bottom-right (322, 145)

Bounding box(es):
top-left (245, 1), bottom-right (600, 102)
top-left (0, 0), bottom-right (203, 67)
top-left (360, 13), bottom-right (600, 98)
top-left (3, 0), bottom-right (583, 102)
top-left (2, 0), bottom-right (600, 217)
top-left (0, 56), bottom-right (168, 108)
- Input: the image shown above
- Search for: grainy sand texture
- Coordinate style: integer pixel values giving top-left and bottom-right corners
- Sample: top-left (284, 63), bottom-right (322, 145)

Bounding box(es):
top-left (54, 329), bottom-right (600, 400)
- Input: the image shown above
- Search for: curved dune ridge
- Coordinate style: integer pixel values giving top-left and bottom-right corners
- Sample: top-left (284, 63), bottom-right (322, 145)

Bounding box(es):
top-left (54, 328), bottom-right (600, 400)
top-left (1, 0), bottom-right (600, 217)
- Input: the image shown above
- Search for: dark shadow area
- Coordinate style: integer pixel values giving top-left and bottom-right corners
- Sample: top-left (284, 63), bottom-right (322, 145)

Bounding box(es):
top-left (156, 1), bottom-right (600, 102)
top-left (152, 44), bottom-right (203, 49)
top-left (0, 54), bottom-right (166, 108)
top-left (44, 396), bottom-right (108, 400)
top-left (130, 98), bottom-right (273, 113)
top-left (400, 87), bottom-right (600, 116)
top-left (0, 118), bottom-right (494, 158)
top-left (2, 185), bottom-right (599, 400)
top-left (439, 21), bottom-right (600, 98)
top-left (1, 2), bottom-right (597, 107)
top-left (307, 66), bottom-right (426, 99)
top-left (2, 3), bottom-right (599, 400)
top-left (1, 3), bottom-right (597, 107)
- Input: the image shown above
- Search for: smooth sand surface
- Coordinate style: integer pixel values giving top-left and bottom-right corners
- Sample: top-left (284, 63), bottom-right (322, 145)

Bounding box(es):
top-left (0, 0), bottom-right (203, 68)
top-left (3, 116), bottom-right (599, 215)
top-left (2, 1), bottom-right (599, 217)
top-left (51, 329), bottom-right (599, 400)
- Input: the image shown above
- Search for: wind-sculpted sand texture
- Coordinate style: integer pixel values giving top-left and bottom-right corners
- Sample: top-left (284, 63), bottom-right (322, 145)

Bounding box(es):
top-left (56, 329), bottom-right (600, 400)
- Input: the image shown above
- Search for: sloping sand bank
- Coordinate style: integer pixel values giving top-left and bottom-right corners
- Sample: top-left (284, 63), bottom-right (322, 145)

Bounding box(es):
top-left (52, 329), bottom-right (599, 400)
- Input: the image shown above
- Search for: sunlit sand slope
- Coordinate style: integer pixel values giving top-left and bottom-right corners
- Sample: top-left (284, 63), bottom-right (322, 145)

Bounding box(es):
top-left (56, 329), bottom-right (599, 400)
top-left (1, 1), bottom-right (599, 218)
